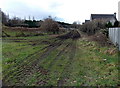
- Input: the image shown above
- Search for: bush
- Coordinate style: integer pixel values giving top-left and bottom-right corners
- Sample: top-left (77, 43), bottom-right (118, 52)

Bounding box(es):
top-left (80, 19), bottom-right (107, 35)
top-left (106, 21), bottom-right (113, 28)
top-left (100, 29), bottom-right (109, 38)
top-left (114, 21), bottom-right (119, 27)
top-left (40, 16), bottom-right (59, 34)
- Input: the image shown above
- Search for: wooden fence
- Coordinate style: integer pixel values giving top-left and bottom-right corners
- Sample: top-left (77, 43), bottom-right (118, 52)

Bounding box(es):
top-left (109, 28), bottom-right (120, 50)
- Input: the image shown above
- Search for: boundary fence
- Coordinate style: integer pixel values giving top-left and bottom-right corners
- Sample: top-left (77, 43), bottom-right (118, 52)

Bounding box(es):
top-left (109, 28), bottom-right (120, 50)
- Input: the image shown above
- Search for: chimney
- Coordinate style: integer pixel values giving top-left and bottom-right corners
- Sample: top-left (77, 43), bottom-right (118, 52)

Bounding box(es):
top-left (114, 12), bottom-right (116, 17)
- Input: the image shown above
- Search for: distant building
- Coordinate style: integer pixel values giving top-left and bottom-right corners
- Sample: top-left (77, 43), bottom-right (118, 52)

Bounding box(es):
top-left (90, 13), bottom-right (117, 25)
top-left (85, 20), bottom-right (90, 23)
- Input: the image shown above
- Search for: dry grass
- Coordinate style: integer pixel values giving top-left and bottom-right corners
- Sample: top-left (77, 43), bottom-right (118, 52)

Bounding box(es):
top-left (88, 32), bottom-right (113, 46)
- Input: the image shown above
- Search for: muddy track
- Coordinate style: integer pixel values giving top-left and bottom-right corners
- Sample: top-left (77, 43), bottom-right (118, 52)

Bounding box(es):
top-left (3, 38), bottom-right (66, 86)
top-left (2, 36), bottom-right (57, 47)
top-left (3, 30), bottom-right (81, 86)
top-left (17, 39), bottom-right (65, 85)
top-left (48, 42), bottom-right (72, 68)
top-left (35, 39), bottom-right (77, 86)
top-left (34, 40), bottom-right (73, 85)
top-left (26, 37), bottom-right (58, 46)
top-left (2, 37), bottom-right (59, 80)
top-left (3, 37), bottom-right (59, 74)
top-left (57, 39), bottom-right (77, 86)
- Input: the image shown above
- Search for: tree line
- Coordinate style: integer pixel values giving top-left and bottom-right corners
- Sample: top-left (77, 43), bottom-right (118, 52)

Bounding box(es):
top-left (1, 10), bottom-right (76, 34)
top-left (1, 11), bottom-right (66, 34)
top-left (1, 10), bottom-right (42, 27)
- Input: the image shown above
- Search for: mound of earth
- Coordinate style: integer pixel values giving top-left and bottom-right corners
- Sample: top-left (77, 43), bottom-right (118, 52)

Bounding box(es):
top-left (89, 32), bottom-right (112, 46)
top-left (57, 30), bottom-right (81, 39)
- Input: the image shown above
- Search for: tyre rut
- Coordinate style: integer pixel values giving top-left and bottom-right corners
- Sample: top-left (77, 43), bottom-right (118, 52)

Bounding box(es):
top-left (57, 39), bottom-right (77, 86)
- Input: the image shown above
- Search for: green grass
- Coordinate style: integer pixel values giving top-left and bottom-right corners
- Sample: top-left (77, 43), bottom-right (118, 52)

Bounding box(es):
top-left (71, 38), bottom-right (119, 86)
top-left (2, 33), bottom-right (119, 86)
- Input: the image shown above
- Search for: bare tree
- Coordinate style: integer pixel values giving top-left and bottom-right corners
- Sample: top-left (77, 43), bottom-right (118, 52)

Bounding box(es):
top-left (8, 16), bottom-right (24, 27)
top-left (41, 16), bottom-right (59, 34)
top-left (1, 11), bottom-right (9, 25)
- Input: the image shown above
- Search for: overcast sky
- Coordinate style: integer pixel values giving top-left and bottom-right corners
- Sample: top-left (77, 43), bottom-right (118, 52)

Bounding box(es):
top-left (0, 0), bottom-right (120, 23)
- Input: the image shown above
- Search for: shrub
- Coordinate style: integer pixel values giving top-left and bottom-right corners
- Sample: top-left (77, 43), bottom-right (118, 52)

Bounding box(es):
top-left (40, 16), bottom-right (59, 34)
top-left (80, 19), bottom-right (107, 35)
top-left (106, 21), bottom-right (113, 28)
top-left (114, 21), bottom-right (119, 27)
top-left (100, 29), bottom-right (109, 38)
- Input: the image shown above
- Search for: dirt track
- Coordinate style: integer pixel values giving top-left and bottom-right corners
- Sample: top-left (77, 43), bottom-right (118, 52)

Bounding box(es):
top-left (2, 29), bottom-right (119, 86)
top-left (3, 30), bottom-right (81, 86)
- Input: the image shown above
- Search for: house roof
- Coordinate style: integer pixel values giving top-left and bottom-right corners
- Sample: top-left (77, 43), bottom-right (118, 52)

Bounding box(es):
top-left (85, 20), bottom-right (90, 23)
top-left (91, 14), bottom-right (117, 21)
